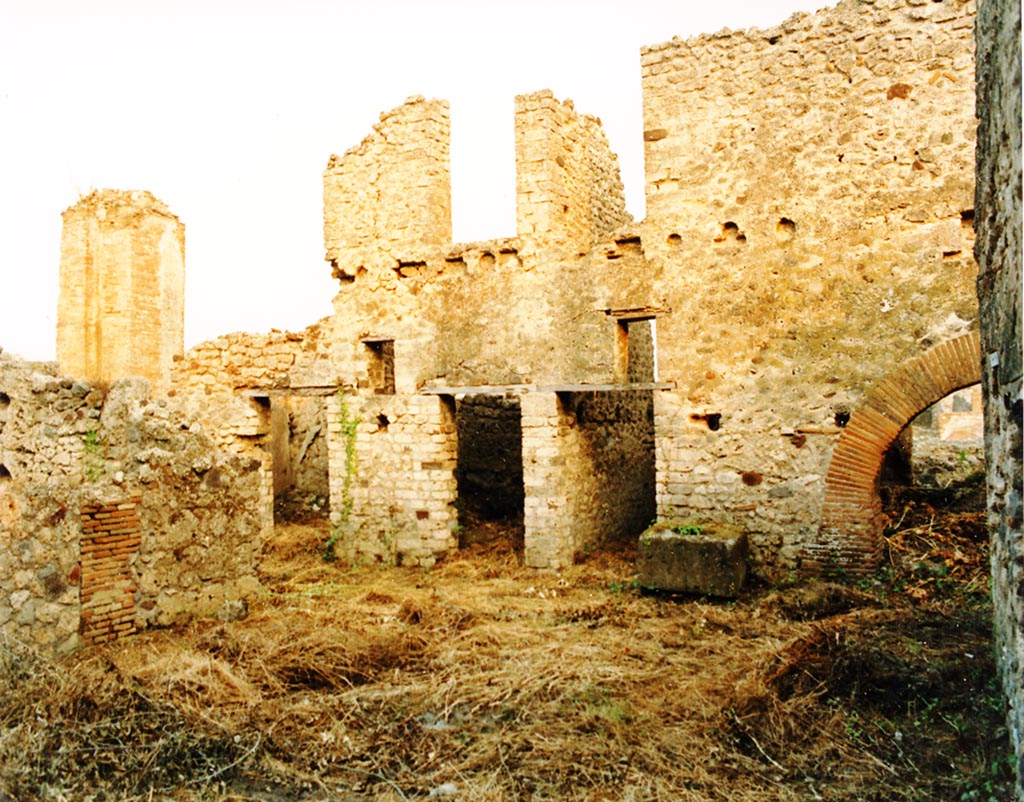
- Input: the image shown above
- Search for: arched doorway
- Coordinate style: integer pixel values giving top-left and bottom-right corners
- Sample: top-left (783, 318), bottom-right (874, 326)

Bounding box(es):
top-left (804, 332), bottom-right (982, 575)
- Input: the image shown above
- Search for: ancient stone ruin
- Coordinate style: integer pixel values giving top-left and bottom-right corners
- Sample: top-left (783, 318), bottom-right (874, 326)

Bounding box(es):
top-left (1, 0), bottom-right (1020, 780)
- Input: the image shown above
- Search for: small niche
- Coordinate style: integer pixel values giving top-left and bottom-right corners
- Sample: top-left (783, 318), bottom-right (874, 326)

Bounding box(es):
top-left (444, 257), bottom-right (467, 274)
top-left (776, 217), bottom-right (796, 243)
top-left (479, 252), bottom-right (496, 270)
top-left (497, 249), bottom-right (522, 269)
top-left (667, 233), bottom-right (682, 247)
top-left (0, 464), bottom-right (10, 481)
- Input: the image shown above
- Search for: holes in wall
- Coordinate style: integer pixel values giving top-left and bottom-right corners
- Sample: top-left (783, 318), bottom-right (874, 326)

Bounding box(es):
top-left (834, 408), bottom-right (851, 428)
top-left (444, 257), bottom-right (467, 275)
top-left (943, 250), bottom-right (962, 260)
top-left (776, 217), bottom-right (796, 243)
top-left (376, 413), bottom-right (390, 431)
top-left (741, 471), bottom-right (763, 486)
top-left (395, 260), bottom-right (426, 279)
top-left (667, 233), bottom-right (682, 247)
top-left (498, 249), bottom-right (522, 269)
top-left (714, 221), bottom-right (746, 244)
top-left (363, 339), bottom-right (396, 395)
top-left (690, 412), bottom-right (722, 431)
top-left (0, 464), bottom-right (10, 481)
top-left (0, 391), bottom-right (8, 430)
top-left (960, 209), bottom-right (975, 230)
top-left (479, 252), bottom-right (496, 270)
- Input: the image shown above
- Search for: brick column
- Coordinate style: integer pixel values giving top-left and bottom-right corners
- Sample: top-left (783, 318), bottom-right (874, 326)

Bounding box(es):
top-left (80, 498), bottom-right (140, 646)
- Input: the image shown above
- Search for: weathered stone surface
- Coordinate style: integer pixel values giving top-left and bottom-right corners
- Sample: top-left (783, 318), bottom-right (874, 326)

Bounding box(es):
top-left (57, 190), bottom-right (184, 395)
top-left (0, 354), bottom-right (263, 655)
top-left (974, 0), bottom-right (1023, 789)
top-left (637, 524), bottom-right (748, 597)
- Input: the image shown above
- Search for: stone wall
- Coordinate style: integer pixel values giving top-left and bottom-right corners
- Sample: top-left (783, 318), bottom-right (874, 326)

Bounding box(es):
top-left (170, 324), bottom-right (334, 525)
top-left (0, 353), bottom-right (263, 656)
top-left (323, 97), bottom-right (451, 281)
top-left (974, 0), bottom-right (1023, 789)
top-left (57, 190), bottom-right (185, 394)
top-left (639, 0), bottom-right (979, 573)
top-left (515, 90), bottom-right (632, 253)
top-left (326, 392), bottom-right (458, 567)
top-left (521, 390), bottom-right (654, 569)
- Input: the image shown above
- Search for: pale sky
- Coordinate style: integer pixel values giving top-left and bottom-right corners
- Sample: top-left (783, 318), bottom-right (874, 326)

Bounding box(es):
top-left (0, 0), bottom-right (830, 362)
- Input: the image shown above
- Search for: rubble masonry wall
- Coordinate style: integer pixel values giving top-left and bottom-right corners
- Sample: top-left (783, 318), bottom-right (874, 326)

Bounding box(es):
top-left (641, 0), bottom-right (979, 571)
top-left (974, 0), bottom-right (1023, 785)
top-left (0, 355), bottom-right (263, 656)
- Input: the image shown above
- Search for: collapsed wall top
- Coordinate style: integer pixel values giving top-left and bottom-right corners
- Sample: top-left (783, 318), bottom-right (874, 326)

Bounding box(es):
top-left (322, 92), bottom-right (631, 281)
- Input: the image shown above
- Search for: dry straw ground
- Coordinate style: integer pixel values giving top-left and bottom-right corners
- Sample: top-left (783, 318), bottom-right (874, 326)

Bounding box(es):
top-left (0, 477), bottom-right (1015, 801)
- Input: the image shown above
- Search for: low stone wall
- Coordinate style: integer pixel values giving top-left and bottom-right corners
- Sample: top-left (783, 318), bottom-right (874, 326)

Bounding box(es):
top-left (0, 354), bottom-right (264, 655)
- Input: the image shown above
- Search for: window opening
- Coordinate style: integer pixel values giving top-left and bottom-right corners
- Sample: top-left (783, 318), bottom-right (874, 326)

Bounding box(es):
top-left (363, 338), bottom-right (396, 395)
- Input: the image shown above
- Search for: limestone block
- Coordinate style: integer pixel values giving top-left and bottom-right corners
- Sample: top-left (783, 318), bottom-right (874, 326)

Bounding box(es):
top-left (637, 524), bottom-right (748, 597)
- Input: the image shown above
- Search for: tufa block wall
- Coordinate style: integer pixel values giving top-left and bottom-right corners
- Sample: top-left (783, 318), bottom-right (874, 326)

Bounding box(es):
top-left (326, 392), bottom-right (458, 567)
top-left (57, 190), bottom-right (185, 394)
top-left (521, 390), bottom-right (655, 569)
top-left (974, 0), bottom-right (1023, 787)
top-left (515, 90), bottom-right (632, 253)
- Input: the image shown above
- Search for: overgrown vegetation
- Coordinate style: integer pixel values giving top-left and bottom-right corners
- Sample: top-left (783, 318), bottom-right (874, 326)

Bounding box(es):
top-left (82, 427), bottom-right (105, 483)
top-left (0, 475), bottom-right (1014, 801)
top-left (321, 391), bottom-right (359, 562)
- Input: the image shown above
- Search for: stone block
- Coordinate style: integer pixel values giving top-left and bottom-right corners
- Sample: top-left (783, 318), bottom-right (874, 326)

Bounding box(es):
top-left (637, 524), bottom-right (748, 598)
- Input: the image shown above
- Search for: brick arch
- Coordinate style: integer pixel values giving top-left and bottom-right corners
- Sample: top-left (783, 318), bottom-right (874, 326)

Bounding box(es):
top-left (804, 331), bottom-right (982, 575)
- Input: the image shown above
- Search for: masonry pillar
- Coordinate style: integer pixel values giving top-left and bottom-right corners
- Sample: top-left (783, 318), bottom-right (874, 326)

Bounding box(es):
top-left (57, 190), bottom-right (185, 394)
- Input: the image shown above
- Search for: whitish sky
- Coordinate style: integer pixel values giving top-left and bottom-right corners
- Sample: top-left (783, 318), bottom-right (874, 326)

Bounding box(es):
top-left (0, 0), bottom-right (830, 362)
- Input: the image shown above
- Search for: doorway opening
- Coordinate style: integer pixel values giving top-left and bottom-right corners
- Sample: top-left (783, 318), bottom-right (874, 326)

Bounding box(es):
top-left (454, 394), bottom-right (524, 556)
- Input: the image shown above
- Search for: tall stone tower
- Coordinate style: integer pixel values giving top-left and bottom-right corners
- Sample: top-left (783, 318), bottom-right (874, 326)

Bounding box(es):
top-left (57, 190), bottom-right (185, 393)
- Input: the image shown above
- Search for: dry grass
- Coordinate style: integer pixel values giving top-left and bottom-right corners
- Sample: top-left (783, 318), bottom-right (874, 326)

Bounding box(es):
top-left (0, 495), bottom-right (1015, 802)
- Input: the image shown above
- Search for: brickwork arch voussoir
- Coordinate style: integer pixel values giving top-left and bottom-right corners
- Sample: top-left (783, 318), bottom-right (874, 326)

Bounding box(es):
top-left (805, 331), bottom-right (982, 575)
